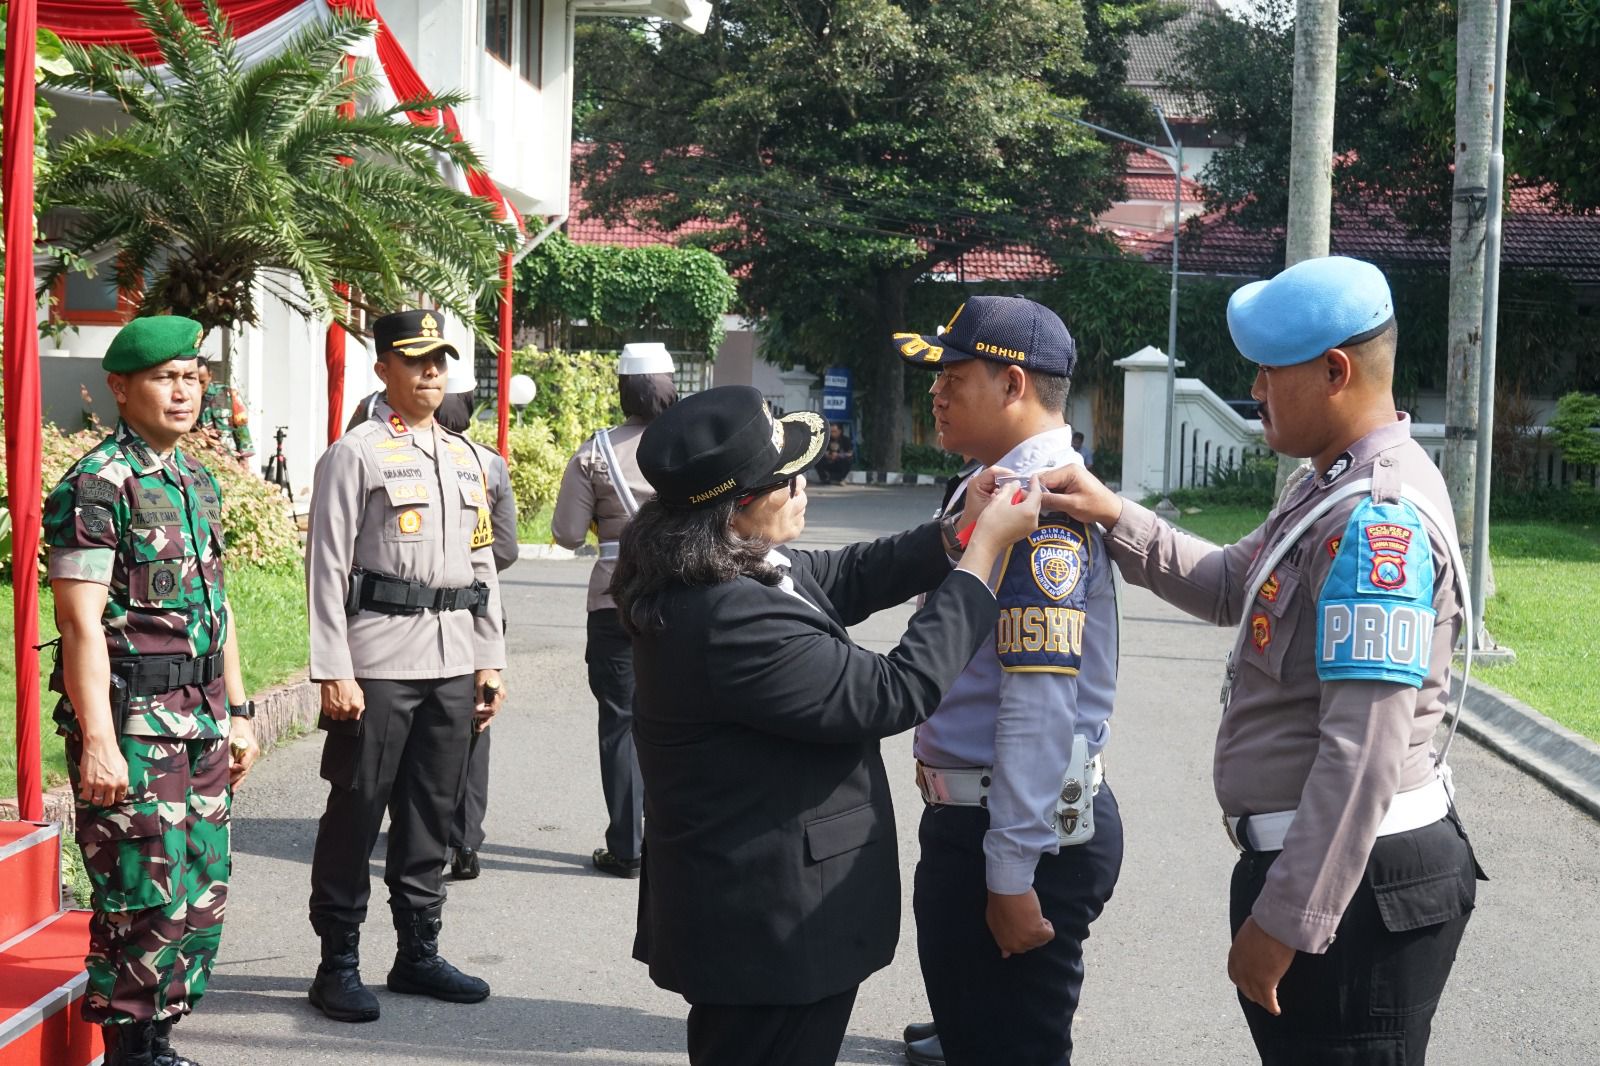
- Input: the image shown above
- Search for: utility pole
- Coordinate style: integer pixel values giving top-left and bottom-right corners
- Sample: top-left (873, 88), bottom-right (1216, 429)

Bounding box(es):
top-left (1444, 0), bottom-right (1498, 622)
top-left (1276, 0), bottom-right (1340, 488)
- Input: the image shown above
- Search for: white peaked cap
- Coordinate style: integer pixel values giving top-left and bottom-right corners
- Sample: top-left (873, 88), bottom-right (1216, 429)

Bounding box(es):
top-left (618, 342), bottom-right (676, 377)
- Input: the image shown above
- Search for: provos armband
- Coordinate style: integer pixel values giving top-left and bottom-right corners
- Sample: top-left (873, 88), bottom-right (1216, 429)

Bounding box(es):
top-left (1316, 498), bottom-right (1436, 686)
top-left (994, 517), bottom-right (1092, 674)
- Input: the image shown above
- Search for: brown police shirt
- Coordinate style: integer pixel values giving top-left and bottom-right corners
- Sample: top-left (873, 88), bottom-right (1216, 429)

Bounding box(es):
top-left (307, 396), bottom-right (505, 680)
top-left (1104, 416), bottom-right (1463, 953)
top-left (551, 417), bottom-right (655, 613)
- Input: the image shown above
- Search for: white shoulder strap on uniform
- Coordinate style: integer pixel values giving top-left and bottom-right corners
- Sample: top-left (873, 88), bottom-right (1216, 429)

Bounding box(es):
top-left (1232, 478), bottom-right (1473, 772)
top-left (594, 428), bottom-right (640, 518)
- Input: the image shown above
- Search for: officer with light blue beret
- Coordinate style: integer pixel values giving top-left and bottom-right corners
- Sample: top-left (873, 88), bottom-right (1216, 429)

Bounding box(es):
top-left (1034, 255), bottom-right (1485, 1064)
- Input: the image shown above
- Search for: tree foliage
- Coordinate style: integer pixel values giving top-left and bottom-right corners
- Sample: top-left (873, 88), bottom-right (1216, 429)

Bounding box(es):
top-left (40, 0), bottom-right (514, 337)
top-left (511, 231), bottom-right (736, 352)
top-left (1170, 0), bottom-right (1600, 235)
top-left (1549, 391), bottom-right (1600, 468)
top-left (575, 0), bottom-right (1174, 468)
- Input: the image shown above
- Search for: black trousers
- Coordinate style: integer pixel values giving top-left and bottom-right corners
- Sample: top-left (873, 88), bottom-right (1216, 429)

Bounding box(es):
top-left (450, 723), bottom-right (490, 852)
top-left (1230, 815), bottom-right (1480, 1065)
top-left (914, 784), bottom-right (1124, 1066)
top-left (308, 675), bottom-right (475, 929)
top-left (814, 456), bottom-right (852, 483)
top-left (586, 609), bottom-right (643, 860)
top-left (686, 986), bottom-right (858, 1066)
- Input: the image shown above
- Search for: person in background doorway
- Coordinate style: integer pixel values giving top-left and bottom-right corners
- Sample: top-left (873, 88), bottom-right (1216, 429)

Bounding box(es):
top-left (551, 342), bottom-right (679, 878)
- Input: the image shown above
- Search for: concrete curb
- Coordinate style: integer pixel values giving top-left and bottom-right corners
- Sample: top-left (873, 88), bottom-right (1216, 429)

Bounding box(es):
top-left (1453, 674), bottom-right (1600, 822)
top-left (845, 470), bottom-right (945, 486)
top-left (518, 542), bottom-right (578, 560)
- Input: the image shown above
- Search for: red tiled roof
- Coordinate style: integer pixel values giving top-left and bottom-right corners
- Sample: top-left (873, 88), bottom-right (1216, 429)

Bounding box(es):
top-left (1168, 186), bottom-right (1600, 283)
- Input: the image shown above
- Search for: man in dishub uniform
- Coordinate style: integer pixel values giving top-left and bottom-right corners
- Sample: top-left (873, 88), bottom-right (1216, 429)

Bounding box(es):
top-left (1041, 256), bottom-right (1484, 1064)
top-left (304, 309), bottom-right (506, 1022)
top-left (44, 315), bottom-right (261, 1066)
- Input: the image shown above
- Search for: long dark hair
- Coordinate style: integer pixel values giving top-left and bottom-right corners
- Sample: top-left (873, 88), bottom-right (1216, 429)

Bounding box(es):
top-left (609, 497), bottom-right (781, 635)
top-left (619, 374), bottom-right (678, 421)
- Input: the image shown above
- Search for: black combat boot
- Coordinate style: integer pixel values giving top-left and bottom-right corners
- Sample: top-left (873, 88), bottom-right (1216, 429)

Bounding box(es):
top-left (102, 1021), bottom-right (157, 1066)
top-left (308, 921), bottom-right (381, 1023)
top-left (151, 1016), bottom-right (203, 1065)
top-left (387, 903), bottom-right (490, 1003)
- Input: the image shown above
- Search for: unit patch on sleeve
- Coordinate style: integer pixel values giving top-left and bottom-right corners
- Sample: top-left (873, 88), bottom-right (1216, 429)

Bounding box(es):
top-left (993, 517), bottom-right (1092, 674)
top-left (1316, 498), bottom-right (1436, 687)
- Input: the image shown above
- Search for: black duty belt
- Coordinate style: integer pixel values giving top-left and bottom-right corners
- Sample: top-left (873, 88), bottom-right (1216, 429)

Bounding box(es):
top-left (109, 651), bottom-right (226, 697)
top-left (347, 568), bottom-right (491, 617)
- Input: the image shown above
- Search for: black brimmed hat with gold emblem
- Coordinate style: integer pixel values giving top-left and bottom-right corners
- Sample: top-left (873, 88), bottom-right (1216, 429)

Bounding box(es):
top-left (373, 309), bottom-right (459, 359)
top-left (639, 386), bottom-right (827, 509)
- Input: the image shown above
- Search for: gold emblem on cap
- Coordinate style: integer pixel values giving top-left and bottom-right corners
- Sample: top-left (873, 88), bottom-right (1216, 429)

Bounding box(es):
top-left (420, 313), bottom-right (439, 338)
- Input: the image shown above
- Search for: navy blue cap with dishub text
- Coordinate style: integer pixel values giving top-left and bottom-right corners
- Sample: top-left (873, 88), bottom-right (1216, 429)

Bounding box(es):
top-left (893, 295), bottom-right (1077, 378)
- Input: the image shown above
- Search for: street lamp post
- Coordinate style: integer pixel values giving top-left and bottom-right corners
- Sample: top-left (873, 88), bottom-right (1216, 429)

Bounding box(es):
top-left (1056, 106), bottom-right (1183, 512)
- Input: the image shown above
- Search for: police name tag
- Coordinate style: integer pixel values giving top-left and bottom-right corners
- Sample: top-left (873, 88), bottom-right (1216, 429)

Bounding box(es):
top-left (1316, 498), bottom-right (1436, 687)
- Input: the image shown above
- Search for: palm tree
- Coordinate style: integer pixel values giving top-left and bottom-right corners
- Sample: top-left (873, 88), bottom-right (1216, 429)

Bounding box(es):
top-left (40, 0), bottom-right (514, 340)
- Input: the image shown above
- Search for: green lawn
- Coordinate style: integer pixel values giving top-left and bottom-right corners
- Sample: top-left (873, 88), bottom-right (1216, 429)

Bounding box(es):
top-left (0, 564), bottom-right (308, 798)
top-left (1165, 505), bottom-right (1600, 742)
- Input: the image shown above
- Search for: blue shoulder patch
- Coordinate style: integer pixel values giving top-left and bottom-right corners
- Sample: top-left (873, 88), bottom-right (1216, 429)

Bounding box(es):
top-left (994, 516), bottom-right (1092, 674)
top-left (1316, 498), bottom-right (1436, 686)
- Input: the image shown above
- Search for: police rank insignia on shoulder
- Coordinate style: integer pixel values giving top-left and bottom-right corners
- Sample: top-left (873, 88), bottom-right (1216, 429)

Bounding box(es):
top-left (994, 516), bottom-right (1092, 675)
top-left (388, 412), bottom-right (408, 436)
top-left (1316, 498), bottom-right (1436, 687)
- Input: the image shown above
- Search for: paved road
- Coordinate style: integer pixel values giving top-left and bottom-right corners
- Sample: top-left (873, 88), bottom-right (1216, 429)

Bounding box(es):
top-left (182, 484), bottom-right (1600, 1064)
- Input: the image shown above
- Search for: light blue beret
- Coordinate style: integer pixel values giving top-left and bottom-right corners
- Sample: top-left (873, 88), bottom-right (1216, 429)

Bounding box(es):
top-left (1227, 256), bottom-right (1395, 367)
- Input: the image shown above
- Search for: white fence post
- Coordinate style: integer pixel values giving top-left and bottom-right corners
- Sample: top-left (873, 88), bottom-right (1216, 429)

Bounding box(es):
top-left (1115, 346), bottom-right (1183, 498)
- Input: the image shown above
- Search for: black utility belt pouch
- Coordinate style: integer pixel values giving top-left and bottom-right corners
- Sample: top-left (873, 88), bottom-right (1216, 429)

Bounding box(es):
top-left (348, 567), bottom-right (490, 617)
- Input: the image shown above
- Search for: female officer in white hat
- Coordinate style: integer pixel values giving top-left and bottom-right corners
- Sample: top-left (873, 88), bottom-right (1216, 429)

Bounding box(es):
top-left (551, 342), bottom-right (679, 877)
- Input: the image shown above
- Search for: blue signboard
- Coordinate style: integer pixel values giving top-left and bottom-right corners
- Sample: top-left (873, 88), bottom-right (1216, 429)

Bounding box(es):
top-left (822, 365), bottom-right (853, 422)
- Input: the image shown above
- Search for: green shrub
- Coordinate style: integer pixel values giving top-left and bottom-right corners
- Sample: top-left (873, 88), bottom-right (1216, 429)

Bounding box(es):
top-left (1491, 485), bottom-right (1600, 524)
top-left (1145, 454), bottom-right (1277, 509)
top-left (511, 347), bottom-right (622, 450)
top-left (900, 443), bottom-right (963, 477)
top-left (469, 415), bottom-right (569, 529)
top-left (1549, 391), bottom-right (1600, 467)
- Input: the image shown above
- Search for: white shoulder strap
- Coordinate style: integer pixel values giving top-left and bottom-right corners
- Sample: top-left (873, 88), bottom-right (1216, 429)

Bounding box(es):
top-left (1232, 478), bottom-right (1473, 771)
top-left (594, 428), bottom-right (641, 518)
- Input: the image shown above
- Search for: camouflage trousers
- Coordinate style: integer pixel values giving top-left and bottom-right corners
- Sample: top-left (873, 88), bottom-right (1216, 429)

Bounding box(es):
top-left (66, 734), bottom-right (231, 1025)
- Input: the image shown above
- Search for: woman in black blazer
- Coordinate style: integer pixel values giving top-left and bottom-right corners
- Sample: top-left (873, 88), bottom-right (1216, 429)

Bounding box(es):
top-left (612, 386), bottom-right (1041, 1066)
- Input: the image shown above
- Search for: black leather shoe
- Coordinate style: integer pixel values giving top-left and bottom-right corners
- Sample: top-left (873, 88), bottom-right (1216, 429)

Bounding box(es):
top-left (387, 904), bottom-right (490, 1003)
top-left (308, 923), bottom-right (381, 1023)
top-left (151, 1018), bottom-right (203, 1066)
top-left (103, 1022), bottom-right (157, 1066)
top-left (902, 1021), bottom-right (937, 1044)
top-left (905, 1033), bottom-right (945, 1066)
top-left (450, 847), bottom-right (481, 880)
top-left (591, 847), bottom-right (641, 879)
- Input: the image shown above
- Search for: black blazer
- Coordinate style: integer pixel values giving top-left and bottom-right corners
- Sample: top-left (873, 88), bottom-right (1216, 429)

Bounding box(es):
top-left (629, 521), bottom-right (998, 1006)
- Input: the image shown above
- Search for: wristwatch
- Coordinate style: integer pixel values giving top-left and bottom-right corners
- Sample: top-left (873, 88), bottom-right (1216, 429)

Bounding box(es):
top-left (939, 513), bottom-right (968, 557)
top-left (228, 700), bottom-right (256, 720)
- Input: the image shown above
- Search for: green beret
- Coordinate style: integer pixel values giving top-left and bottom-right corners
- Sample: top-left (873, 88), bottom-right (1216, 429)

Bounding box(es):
top-left (102, 316), bottom-right (205, 373)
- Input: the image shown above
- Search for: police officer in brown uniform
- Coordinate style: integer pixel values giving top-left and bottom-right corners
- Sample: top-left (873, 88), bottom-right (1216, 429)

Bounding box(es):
top-left (305, 309), bottom-right (507, 1022)
top-left (551, 342), bottom-right (677, 877)
top-left (1040, 257), bottom-right (1483, 1064)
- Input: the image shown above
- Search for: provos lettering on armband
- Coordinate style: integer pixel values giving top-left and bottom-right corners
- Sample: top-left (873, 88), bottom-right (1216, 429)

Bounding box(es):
top-left (1318, 601), bottom-right (1432, 684)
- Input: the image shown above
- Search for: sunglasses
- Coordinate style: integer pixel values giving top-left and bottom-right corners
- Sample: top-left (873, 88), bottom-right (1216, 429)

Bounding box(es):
top-left (736, 475), bottom-right (800, 507)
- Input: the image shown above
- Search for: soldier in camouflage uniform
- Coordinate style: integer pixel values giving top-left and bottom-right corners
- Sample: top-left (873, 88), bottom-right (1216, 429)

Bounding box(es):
top-left (45, 316), bottom-right (261, 1066)
top-left (194, 357), bottom-right (254, 462)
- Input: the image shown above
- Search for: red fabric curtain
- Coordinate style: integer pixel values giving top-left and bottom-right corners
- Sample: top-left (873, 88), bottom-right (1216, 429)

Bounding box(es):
top-left (40, 0), bottom-right (299, 57)
top-left (5, 0), bottom-right (45, 822)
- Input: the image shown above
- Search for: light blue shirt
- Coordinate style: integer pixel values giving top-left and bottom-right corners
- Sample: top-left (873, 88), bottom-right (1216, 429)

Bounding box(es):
top-left (913, 425), bottom-right (1120, 894)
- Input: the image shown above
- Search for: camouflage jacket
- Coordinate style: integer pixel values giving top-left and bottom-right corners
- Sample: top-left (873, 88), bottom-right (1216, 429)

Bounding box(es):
top-left (43, 420), bottom-right (231, 740)
top-left (196, 382), bottom-right (255, 458)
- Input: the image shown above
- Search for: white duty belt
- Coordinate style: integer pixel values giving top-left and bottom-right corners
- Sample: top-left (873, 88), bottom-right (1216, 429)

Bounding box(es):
top-left (916, 736), bottom-right (1103, 846)
top-left (1218, 466), bottom-right (1475, 852)
top-left (598, 541), bottom-right (620, 561)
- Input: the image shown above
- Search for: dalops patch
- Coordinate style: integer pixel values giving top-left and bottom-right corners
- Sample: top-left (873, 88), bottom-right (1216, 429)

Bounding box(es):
top-left (1316, 497), bottom-right (1436, 686)
top-left (994, 517), bottom-right (1093, 674)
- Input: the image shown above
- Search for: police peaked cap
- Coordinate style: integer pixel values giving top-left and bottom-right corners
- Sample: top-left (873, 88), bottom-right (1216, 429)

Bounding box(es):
top-left (893, 295), bottom-right (1077, 377)
top-left (373, 309), bottom-right (460, 359)
top-left (1227, 256), bottom-right (1395, 367)
top-left (638, 386), bottom-right (827, 508)
top-left (102, 315), bottom-right (205, 373)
